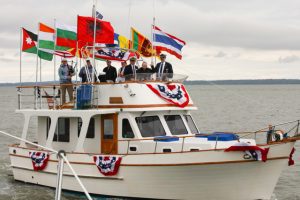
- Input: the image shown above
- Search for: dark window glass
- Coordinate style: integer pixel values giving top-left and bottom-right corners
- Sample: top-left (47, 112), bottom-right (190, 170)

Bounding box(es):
top-left (164, 115), bottom-right (188, 135)
top-left (78, 118), bottom-right (95, 138)
top-left (135, 116), bottom-right (166, 137)
top-left (47, 117), bottom-right (70, 142)
top-left (184, 115), bottom-right (199, 134)
top-left (122, 119), bottom-right (134, 138)
top-left (103, 119), bottom-right (114, 139)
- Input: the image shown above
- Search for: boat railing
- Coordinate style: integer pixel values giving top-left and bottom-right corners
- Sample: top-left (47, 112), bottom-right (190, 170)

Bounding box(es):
top-left (237, 119), bottom-right (300, 145)
top-left (120, 120), bottom-right (300, 154)
top-left (16, 83), bottom-right (99, 110)
top-left (16, 74), bottom-right (188, 110)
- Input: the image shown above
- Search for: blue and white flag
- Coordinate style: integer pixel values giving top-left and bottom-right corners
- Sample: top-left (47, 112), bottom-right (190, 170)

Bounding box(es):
top-left (153, 26), bottom-right (186, 59)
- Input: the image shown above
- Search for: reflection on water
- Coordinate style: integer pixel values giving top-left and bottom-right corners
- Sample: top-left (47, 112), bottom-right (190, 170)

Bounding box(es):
top-left (0, 84), bottom-right (299, 199)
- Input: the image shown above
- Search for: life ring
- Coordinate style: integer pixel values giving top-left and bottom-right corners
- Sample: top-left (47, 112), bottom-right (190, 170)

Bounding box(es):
top-left (272, 130), bottom-right (284, 141)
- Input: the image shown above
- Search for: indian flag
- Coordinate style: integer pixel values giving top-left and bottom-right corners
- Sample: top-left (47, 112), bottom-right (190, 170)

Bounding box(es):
top-left (38, 23), bottom-right (55, 61)
top-left (55, 22), bottom-right (77, 57)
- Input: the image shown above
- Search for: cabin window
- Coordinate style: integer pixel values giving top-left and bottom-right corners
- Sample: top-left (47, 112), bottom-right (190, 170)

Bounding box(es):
top-left (135, 116), bottom-right (166, 137)
top-left (183, 115), bottom-right (199, 134)
top-left (164, 115), bottom-right (188, 135)
top-left (122, 119), bottom-right (134, 138)
top-left (47, 117), bottom-right (70, 142)
top-left (78, 118), bottom-right (95, 138)
top-left (103, 119), bottom-right (114, 139)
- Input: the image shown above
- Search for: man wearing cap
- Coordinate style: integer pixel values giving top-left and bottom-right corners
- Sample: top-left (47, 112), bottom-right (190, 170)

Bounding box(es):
top-left (58, 58), bottom-right (75, 104)
top-left (102, 60), bottom-right (117, 82)
top-left (151, 54), bottom-right (173, 80)
top-left (79, 59), bottom-right (97, 83)
top-left (123, 57), bottom-right (138, 80)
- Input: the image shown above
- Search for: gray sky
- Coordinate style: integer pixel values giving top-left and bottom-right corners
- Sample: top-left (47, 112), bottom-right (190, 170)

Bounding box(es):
top-left (1, 0), bottom-right (300, 82)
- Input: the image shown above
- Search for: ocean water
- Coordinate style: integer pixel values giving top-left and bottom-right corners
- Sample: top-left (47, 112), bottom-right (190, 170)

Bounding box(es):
top-left (0, 84), bottom-right (299, 200)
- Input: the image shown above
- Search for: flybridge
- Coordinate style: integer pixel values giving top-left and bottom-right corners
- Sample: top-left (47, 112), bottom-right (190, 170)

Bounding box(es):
top-left (16, 74), bottom-right (191, 111)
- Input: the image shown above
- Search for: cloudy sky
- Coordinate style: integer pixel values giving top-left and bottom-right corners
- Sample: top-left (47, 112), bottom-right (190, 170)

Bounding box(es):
top-left (1, 0), bottom-right (300, 82)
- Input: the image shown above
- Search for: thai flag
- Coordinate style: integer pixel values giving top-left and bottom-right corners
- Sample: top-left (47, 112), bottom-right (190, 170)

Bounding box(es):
top-left (153, 26), bottom-right (186, 59)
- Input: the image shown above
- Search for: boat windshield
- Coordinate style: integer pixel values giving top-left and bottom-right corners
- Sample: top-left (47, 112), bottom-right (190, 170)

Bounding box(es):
top-left (120, 73), bottom-right (188, 83)
top-left (164, 115), bottom-right (188, 135)
top-left (135, 116), bottom-right (166, 137)
top-left (183, 115), bottom-right (199, 134)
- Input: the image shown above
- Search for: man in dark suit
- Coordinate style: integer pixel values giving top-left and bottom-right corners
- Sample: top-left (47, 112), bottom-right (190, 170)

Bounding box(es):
top-left (151, 54), bottom-right (173, 80)
top-left (101, 60), bottom-right (117, 82)
top-left (123, 57), bottom-right (138, 80)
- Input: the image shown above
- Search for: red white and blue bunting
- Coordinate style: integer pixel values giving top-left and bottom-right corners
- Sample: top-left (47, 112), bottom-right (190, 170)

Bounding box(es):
top-left (93, 156), bottom-right (122, 176)
top-left (288, 147), bottom-right (295, 166)
top-left (29, 151), bottom-right (50, 171)
top-left (146, 83), bottom-right (190, 108)
top-left (224, 142), bottom-right (269, 162)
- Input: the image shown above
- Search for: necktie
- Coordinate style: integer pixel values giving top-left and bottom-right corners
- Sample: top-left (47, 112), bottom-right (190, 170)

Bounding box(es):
top-left (159, 62), bottom-right (164, 76)
top-left (132, 65), bottom-right (136, 77)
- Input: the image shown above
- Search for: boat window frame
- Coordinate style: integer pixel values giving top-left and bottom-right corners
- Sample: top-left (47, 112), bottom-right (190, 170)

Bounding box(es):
top-left (164, 114), bottom-right (188, 135)
top-left (135, 115), bottom-right (166, 138)
top-left (46, 117), bottom-right (70, 142)
top-left (122, 118), bottom-right (135, 138)
top-left (77, 117), bottom-right (95, 139)
top-left (183, 114), bottom-right (199, 134)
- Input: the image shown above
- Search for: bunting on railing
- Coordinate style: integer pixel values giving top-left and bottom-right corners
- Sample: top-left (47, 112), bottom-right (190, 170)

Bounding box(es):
top-left (29, 151), bottom-right (50, 171)
top-left (146, 83), bottom-right (189, 108)
top-left (224, 142), bottom-right (269, 162)
top-left (93, 156), bottom-right (122, 176)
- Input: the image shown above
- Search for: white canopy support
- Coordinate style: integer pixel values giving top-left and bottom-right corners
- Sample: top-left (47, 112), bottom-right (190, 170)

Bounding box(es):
top-left (75, 116), bottom-right (91, 152)
top-left (20, 113), bottom-right (31, 147)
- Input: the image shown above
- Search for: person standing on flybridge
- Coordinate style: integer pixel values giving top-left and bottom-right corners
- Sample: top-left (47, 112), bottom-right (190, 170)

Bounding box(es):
top-left (151, 53), bottom-right (173, 80)
top-left (58, 58), bottom-right (75, 104)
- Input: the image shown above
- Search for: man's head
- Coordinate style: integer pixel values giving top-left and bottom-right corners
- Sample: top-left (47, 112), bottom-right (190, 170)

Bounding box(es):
top-left (106, 60), bottom-right (112, 66)
top-left (142, 61), bottom-right (147, 69)
top-left (160, 53), bottom-right (166, 61)
top-left (86, 59), bottom-right (91, 66)
top-left (62, 58), bottom-right (68, 65)
top-left (121, 61), bottom-right (127, 67)
top-left (129, 57), bottom-right (136, 64)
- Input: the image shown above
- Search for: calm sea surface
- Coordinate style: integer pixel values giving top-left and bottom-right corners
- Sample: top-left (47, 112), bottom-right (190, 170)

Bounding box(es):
top-left (0, 84), bottom-right (299, 200)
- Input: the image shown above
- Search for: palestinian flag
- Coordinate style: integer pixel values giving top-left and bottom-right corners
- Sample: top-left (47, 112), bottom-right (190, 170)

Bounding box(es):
top-left (38, 23), bottom-right (55, 61)
top-left (131, 27), bottom-right (154, 57)
top-left (55, 22), bottom-right (77, 57)
top-left (22, 28), bottom-right (37, 54)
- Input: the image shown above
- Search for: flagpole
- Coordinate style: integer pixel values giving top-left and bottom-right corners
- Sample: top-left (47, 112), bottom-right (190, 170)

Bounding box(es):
top-left (39, 57), bottom-right (42, 109)
top-left (19, 27), bottom-right (22, 85)
top-left (35, 23), bottom-right (40, 110)
top-left (92, 0), bottom-right (97, 83)
top-left (40, 57), bottom-right (42, 82)
top-left (54, 18), bottom-right (57, 82)
top-left (19, 27), bottom-right (22, 110)
top-left (152, 0), bottom-right (157, 66)
top-left (151, 18), bottom-right (155, 66)
top-left (76, 41), bottom-right (79, 84)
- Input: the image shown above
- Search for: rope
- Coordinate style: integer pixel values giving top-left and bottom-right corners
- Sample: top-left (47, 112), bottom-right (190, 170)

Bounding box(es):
top-left (0, 130), bottom-right (93, 200)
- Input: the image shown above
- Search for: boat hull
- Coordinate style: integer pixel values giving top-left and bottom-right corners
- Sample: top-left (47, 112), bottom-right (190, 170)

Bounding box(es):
top-left (9, 142), bottom-right (295, 200)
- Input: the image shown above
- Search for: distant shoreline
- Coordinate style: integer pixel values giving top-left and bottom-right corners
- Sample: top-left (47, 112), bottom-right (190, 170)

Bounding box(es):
top-left (0, 79), bottom-right (300, 87)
